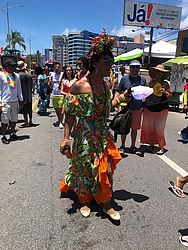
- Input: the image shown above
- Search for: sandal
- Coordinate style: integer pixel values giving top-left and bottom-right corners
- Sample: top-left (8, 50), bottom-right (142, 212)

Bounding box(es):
top-left (103, 208), bottom-right (120, 221)
top-left (80, 206), bottom-right (91, 218)
top-left (179, 235), bottom-right (188, 247)
top-left (118, 146), bottom-right (126, 154)
top-left (169, 181), bottom-right (185, 198)
top-left (156, 149), bottom-right (165, 155)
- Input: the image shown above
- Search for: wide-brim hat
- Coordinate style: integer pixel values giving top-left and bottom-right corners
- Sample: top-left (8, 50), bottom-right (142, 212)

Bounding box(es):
top-left (149, 64), bottom-right (170, 78)
top-left (17, 60), bottom-right (27, 71)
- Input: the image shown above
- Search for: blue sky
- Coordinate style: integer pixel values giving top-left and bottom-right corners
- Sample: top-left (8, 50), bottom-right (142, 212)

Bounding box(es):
top-left (0, 0), bottom-right (187, 55)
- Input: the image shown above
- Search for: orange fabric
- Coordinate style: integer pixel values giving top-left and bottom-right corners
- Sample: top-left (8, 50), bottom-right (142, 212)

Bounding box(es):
top-left (59, 134), bottom-right (121, 204)
top-left (131, 109), bottom-right (142, 130)
top-left (140, 108), bottom-right (168, 149)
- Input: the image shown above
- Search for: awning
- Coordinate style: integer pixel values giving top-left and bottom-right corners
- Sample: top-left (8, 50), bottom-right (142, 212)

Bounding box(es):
top-left (114, 48), bottom-right (143, 63)
top-left (163, 56), bottom-right (188, 67)
top-left (144, 41), bottom-right (176, 59)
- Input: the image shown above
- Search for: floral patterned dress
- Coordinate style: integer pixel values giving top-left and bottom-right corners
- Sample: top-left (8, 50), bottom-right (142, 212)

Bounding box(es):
top-left (59, 89), bottom-right (122, 204)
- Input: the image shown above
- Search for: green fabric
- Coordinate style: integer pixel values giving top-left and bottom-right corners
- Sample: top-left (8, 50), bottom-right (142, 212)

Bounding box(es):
top-left (64, 91), bottom-right (112, 194)
top-left (163, 56), bottom-right (188, 67)
top-left (114, 51), bottom-right (143, 63)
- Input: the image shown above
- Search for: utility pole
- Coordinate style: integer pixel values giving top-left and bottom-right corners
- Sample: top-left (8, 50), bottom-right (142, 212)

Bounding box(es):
top-left (6, 2), bottom-right (11, 47)
top-left (28, 35), bottom-right (38, 69)
top-left (29, 35), bottom-right (32, 69)
top-left (1, 2), bottom-right (23, 48)
top-left (148, 27), bottom-right (154, 67)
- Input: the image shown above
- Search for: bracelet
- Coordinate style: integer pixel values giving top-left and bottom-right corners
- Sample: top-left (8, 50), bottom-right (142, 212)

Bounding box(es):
top-left (119, 93), bottom-right (126, 103)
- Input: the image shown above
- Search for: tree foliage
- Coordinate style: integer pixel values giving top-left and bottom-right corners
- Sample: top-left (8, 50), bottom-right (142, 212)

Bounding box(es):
top-left (5, 30), bottom-right (26, 51)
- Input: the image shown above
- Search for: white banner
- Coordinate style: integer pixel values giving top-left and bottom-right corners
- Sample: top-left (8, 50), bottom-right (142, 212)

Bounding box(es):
top-left (123, 1), bottom-right (182, 29)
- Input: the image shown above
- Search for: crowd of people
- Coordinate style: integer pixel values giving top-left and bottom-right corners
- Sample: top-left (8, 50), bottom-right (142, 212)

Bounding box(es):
top-left (0, 31), bottom-right (188, 247)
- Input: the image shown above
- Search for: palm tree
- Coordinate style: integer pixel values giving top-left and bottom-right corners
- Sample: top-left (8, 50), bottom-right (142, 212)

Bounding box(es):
top-left (5, 30), bottom-right (26, 51)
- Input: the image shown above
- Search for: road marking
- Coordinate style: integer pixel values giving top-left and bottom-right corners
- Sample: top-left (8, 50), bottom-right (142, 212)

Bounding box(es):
top-left (157, 154), bottom-right (188, 177)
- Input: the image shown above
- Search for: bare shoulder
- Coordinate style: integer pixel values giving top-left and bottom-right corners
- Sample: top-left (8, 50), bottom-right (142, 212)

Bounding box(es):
top-left (70, 77), bottom-right (91, 94)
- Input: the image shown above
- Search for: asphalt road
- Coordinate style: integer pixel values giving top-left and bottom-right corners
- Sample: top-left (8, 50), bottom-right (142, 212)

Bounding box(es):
top-left (0, 104), bottom-right (188, 250)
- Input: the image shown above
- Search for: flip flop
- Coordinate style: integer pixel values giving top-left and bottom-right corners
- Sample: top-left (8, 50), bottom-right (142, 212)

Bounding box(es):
top-left (169, 181), bottom-right (185, 198)
top-left (179, 235), bottom-right (188, 247)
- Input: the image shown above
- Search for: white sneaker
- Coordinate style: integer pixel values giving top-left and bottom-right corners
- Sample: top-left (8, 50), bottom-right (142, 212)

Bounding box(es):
top-left (59, 123), bottom-right (64, 129)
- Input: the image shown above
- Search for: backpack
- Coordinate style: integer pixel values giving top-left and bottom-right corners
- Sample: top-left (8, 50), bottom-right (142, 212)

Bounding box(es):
top-left (109, 105), bottom-right (132, 135)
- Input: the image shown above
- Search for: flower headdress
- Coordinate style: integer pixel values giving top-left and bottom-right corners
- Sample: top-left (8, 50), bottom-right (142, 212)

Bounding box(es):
top-left (87, 29), bottom-right (115, 60)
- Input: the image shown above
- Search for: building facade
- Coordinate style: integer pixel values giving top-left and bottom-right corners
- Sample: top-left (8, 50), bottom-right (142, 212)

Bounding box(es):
top-left (68, 30), bottom-right (98, 68)
top-left (51, 31), bottom-right (139, 67)
top-left (176, 29), bottom-right (188, 56)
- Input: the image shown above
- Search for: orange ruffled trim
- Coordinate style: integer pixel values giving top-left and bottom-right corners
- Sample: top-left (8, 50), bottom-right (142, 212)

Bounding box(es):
top-left (59, 134), bottom-right (122, 204)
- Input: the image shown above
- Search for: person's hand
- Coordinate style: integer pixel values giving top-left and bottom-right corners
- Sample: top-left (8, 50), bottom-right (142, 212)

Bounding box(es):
top-left (60, 138), bottom-right (70, 155)
top-left (184, 105), bottom-right (188, 110)
top-left (159, 88), bottom-right (165, 93)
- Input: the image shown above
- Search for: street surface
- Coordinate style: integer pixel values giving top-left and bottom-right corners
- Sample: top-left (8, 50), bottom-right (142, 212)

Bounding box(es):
top-left (0, 98), bottom-right (188, 250)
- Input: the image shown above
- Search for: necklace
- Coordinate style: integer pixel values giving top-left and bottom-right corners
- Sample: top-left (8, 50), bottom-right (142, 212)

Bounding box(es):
top-left (4, 70), bottom-right (16, 89)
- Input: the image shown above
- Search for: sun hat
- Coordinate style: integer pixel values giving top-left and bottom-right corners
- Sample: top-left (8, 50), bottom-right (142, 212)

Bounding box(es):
top-left (129, 60), bottom-right (141, 67)
top-left (17, 60), bottom-right (27, 71)
top-left (149, 64), bottom-right (170, 78)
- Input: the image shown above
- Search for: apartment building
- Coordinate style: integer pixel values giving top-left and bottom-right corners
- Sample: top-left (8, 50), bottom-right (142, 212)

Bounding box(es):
top-left (68, 30), bottom-right (98, 68)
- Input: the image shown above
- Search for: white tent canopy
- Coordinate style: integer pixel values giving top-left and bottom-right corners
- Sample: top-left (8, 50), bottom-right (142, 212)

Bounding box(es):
top-left (144, 41), bottom-right (176, 59)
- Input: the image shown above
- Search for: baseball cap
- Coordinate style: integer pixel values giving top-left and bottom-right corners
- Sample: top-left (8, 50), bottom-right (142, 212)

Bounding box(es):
top-left (129, 60), bottom-right (141, 67)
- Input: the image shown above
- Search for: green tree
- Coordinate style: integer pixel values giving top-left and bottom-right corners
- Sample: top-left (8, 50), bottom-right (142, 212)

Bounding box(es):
top-left (5, 30), bottom-right (26, 51)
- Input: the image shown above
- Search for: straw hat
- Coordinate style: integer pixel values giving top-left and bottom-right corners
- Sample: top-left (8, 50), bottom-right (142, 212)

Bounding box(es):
top-left (149, 64), bottom-right (170, 78)
top-left (17, 60), bottom-right (27, 71)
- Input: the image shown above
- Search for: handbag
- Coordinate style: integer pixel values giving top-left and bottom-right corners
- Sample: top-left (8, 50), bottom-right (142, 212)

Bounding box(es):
top-left (109, 105), bottom-right (132, 135)
top-left (145, 93), bottom-right (168, 112)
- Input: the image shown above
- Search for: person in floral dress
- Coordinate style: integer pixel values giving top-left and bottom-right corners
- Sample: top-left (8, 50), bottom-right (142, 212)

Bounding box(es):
top-left (59, 32), bottom-right (129, 220)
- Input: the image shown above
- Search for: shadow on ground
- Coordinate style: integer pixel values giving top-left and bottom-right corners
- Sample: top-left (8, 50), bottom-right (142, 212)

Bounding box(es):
top-left (60, 188), bottom-right (149, 225)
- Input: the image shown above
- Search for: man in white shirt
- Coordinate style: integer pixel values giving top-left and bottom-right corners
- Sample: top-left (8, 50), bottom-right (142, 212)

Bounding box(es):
top-left (48, 62), bottom-right (64, 128)
top-left (0, 59), bottom-right (23, 144)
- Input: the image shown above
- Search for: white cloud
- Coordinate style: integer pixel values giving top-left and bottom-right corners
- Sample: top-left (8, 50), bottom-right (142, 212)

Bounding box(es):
top-left (61, 28), bottom-right (80, 36)
top-left (180, 16), bottom-right (188, 29)
top-left (110, 26), bottom-right (149, 39)
top-left (180, 0), bottom-right (188, 29)
top-left (181, 0), bottom-right (188, 17)
top-left (111, 26), bottom-right (135, 37)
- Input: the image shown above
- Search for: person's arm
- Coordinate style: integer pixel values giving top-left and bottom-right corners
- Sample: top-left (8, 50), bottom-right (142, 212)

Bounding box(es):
top-left (48, 75), bottom-right (53, 89)
top-left (16, 74), bottom-right (23, 101)
top-left (112, 89), bottom-right (131, 107)
top-left (60, 114), bottom-right (76, 154)
top-left (161, 80), bottom-right (172, 99)
top-left (111, 77), bottom-right (118, 91)
top-left (60, 79), bottom-right (68, 96)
